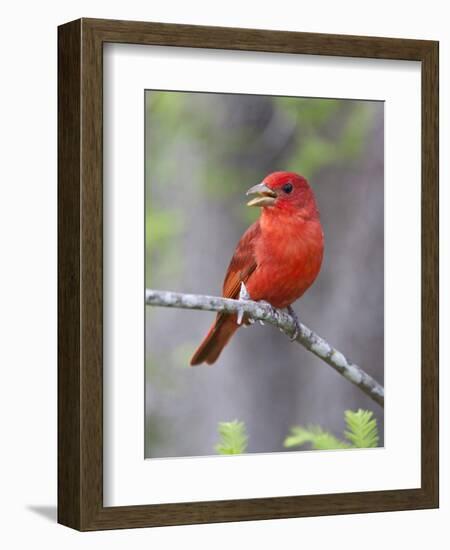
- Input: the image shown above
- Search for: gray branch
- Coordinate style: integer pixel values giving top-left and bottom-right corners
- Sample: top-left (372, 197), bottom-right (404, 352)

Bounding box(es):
top-left (145, 288), bottom-right (384, 408)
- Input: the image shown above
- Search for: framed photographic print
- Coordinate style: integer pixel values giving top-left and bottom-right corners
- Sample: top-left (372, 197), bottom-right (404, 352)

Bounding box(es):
top-left (58, 18), bottom-right (439, 530)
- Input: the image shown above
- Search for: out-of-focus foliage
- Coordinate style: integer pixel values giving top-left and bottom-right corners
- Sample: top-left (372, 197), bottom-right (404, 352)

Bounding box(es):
top-left (274, 98), bottom-right (373, 179)
top-left (284, 426), bottom-right (351, 450)
top-left (215, 420), bottom-right (249, 455)
top-left (145, 90), bottom-right (384, 459)
top-left (344, 409), bottom-right (379, 448)
top-left (283, 409), bottom-right (379, 451)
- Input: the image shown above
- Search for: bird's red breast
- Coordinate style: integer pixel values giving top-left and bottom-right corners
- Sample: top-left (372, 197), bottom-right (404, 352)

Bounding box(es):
top-left (190, 171), bottom-right (324, 365)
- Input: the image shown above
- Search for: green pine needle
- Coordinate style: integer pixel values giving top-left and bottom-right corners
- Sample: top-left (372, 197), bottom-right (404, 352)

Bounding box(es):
top-left (284, 426), bottom-right (350, 450)
top-left (284, 409), bottom-right (379, 451)
top-left (215, 420), bottom-right (248, 455)
top-left (344, 409), bottom-right (379, 448)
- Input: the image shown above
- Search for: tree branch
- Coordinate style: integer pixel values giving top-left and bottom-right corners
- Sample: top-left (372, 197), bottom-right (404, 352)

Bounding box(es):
top-left (145, 288), bottom-right (384, 408)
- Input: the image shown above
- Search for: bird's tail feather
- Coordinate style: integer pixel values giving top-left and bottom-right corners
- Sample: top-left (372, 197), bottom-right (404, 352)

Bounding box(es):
top-left (190, 314), bottom-right (239, 366)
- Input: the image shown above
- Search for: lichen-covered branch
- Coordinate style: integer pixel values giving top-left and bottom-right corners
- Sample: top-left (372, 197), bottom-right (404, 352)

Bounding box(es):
top-left (145, 288), bottom-right (384, 408)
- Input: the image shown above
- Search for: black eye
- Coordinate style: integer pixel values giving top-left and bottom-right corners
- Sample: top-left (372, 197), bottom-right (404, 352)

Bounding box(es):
top-left (282, 182), bottom-right (293, 194)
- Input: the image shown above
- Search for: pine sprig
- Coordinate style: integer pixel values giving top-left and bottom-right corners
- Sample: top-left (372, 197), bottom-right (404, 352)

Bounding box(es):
top-left (284, 426), bottom-right (350, 450)
top-left (284, 409), bottom-right (379, 451)
top-left (344, 409), bottom-right (379, 448)
top-left (215, 420), bottom-right (249, 455)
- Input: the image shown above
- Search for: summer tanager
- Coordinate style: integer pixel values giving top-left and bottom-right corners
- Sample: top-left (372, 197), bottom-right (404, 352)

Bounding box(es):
top-left (190, 171), bottom-right (324, 365)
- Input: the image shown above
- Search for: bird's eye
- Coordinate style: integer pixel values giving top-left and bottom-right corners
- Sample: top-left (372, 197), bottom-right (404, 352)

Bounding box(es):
top-left (282, 182), bottom-right (293, 194)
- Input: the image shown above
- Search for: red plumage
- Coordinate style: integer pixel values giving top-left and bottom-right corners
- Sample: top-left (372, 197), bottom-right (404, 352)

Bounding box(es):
top-left (190, 171), bottom-right (324, 366)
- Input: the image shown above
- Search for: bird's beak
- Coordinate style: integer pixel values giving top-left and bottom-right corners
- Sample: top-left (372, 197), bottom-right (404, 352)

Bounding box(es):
top-left (246, 182), bottom-right (277, 207)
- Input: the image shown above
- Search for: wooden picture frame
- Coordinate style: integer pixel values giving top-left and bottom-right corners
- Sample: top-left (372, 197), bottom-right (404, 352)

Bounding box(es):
top-left (58, 17), bottom-right (439, 531)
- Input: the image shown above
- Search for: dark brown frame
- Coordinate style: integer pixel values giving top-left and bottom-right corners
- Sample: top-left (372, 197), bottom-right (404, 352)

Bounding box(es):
top-left (58, 18), bottom-right (439, 531)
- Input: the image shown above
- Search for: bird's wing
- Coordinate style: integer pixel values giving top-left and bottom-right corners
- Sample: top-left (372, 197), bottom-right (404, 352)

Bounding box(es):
top-left (190, 221), bottom-right (260, 366)
top-left (222, 221), bottom-right (260, 299)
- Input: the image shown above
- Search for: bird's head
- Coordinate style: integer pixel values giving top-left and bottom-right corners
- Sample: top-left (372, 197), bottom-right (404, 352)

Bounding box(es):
top-left (246, 171), bottom-right (318, 217)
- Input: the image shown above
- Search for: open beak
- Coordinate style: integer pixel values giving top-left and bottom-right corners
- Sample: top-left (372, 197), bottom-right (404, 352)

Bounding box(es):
top-left (246, 182), bottom-right (277, 207)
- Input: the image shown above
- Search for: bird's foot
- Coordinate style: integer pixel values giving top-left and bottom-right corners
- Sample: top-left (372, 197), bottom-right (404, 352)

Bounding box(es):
top-left (237, 282), bottom-right (250, 325)
top-left (287, 305), bottom-right (301, 341)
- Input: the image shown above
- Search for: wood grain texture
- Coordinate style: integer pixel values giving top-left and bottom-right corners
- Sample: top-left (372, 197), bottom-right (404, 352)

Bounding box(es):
top-left (57, 17), bottom-right (439, 531)
top-left (57, 19), bottom-right (82, 529)
top-left (420, 40), bottom-right (439, 506)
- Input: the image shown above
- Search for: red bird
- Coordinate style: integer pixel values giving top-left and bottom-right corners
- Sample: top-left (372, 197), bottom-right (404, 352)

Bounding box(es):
top-left (190, 171), bottom-right (324, 366)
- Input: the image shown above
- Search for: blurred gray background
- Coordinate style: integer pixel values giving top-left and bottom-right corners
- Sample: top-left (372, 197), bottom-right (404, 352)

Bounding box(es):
top-left (144, 91), bottom-right (384, 458)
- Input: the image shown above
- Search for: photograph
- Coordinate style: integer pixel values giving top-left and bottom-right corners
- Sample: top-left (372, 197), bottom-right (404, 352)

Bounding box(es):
top-left (0, 0), bottom-right (442, 541)
top-left (144, 90), bottom-right (384, 459)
